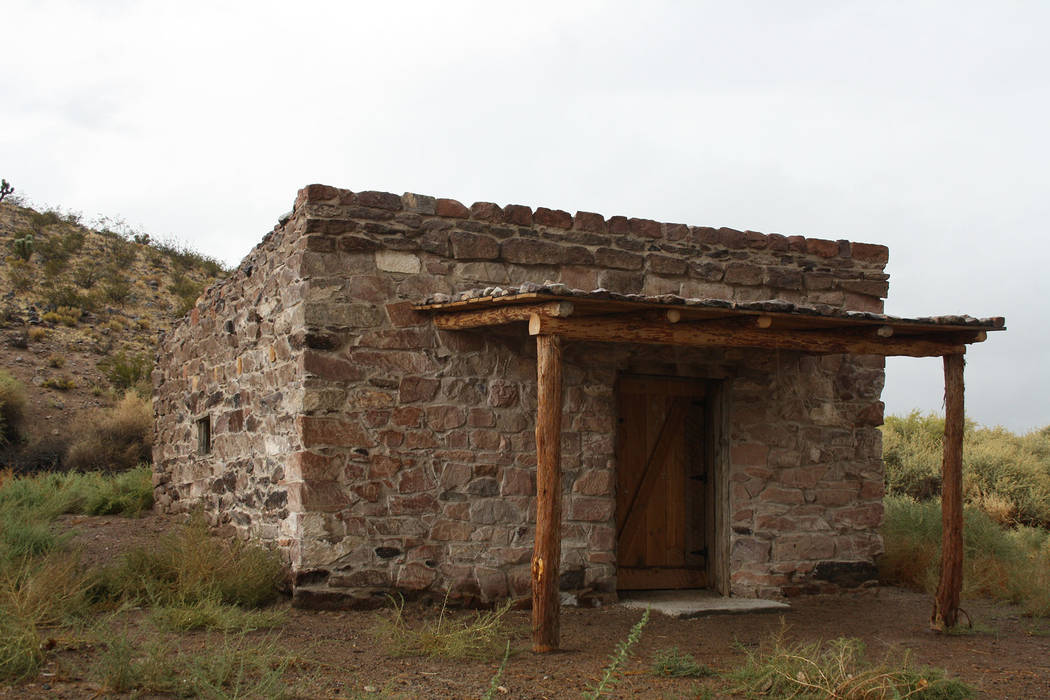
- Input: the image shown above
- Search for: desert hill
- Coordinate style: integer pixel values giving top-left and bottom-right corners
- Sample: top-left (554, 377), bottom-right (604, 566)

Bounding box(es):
top-left (0, 196), bottom-right (226, 471)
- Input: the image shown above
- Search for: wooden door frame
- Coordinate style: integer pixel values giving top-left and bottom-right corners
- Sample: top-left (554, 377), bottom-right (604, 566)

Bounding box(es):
top-left (614, 374), bottom-right (731, 595)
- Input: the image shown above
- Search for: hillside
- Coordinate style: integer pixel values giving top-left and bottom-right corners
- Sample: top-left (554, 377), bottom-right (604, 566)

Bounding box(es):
top-left (0, 198), bottom-right (226, 470)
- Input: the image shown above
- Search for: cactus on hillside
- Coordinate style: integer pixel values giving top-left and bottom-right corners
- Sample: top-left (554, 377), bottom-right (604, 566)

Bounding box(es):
top-left (12, 233), bottom-right (34, 261)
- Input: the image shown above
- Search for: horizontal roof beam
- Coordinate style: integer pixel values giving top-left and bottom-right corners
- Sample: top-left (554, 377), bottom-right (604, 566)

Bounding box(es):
top-left (432, 301), bottom-right (574, 330)
top-left (527, 314), bottom-right (968, 357)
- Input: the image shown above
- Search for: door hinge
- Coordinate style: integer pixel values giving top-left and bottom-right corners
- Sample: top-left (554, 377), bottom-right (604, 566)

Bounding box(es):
top-left (689, 474), bottom-right (707, 484)
top-left (690, 547), bottom-right (708, 558)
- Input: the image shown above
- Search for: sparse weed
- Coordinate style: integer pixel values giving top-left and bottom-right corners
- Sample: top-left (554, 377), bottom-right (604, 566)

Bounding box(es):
top-left (26, 326), bottom-right (47, 342)
top-left (46, 354), bottom-right (65, 368)
top-left (584, 608), bottom-right (649, 699)
top-left (150, 596), bottom-right (288, 632)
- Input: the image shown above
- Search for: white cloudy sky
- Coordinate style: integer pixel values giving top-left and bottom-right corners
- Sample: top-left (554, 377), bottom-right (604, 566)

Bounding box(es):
top-left (3, 1), bottom-right (1047, 431)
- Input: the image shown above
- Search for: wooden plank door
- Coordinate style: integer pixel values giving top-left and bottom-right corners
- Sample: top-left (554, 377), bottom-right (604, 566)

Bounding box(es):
top-left (616, 376), bottom-right (707, 590)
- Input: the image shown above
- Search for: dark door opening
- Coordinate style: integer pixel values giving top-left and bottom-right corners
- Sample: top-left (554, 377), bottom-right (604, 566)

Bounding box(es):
top-left (616, 375), bottom-right (711, 590)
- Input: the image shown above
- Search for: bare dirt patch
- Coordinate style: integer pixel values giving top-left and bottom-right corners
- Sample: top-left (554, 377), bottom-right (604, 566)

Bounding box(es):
top-left (5, 513), bottom-right (1050, 699)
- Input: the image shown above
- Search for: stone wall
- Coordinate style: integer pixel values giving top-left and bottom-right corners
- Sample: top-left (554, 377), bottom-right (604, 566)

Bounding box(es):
top-left (153, 218), bottom-right (308, 555)
top-left (154, 184), bottom-right (890, 604)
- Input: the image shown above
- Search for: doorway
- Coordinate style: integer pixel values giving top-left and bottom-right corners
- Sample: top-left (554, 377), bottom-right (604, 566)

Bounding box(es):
top-left (615, 375), bottom-right (726, 591)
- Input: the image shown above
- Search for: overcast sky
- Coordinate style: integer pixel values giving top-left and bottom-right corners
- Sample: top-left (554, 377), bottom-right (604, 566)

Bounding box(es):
top-left (3, 1), bottom-right (1047, 431)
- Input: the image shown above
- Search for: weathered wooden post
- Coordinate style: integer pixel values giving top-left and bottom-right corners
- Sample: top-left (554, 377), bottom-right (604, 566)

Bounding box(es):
top-left (932, 353), bottom-right (965, 630)
top-left (532, 333), bottom-right (563, 652)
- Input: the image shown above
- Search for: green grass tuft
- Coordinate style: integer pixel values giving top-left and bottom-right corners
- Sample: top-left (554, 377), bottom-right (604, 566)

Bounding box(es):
top-left (651, 646), bottom-right (715, 678)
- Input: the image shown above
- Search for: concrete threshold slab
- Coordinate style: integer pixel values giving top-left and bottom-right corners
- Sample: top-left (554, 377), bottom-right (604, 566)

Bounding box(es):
top-left (619, 590), bottom-right (790, 619)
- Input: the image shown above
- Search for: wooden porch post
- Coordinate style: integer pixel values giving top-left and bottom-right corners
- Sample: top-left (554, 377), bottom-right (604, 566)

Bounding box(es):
top-left (532, 333), bottom-right (563, 652)
top-left (932, 353), bottom-right (965, 630)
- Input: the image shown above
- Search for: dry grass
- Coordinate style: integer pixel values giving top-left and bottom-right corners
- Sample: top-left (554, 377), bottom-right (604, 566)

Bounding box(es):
top-left (376, 596), bottom-right (518, 661)
top-left (98, 514), bottom-right (283, 608)
top-left (65, 391), bottom-right (153, 471)
top-left (0, 369), bottom-right (27, 446)
top-left (729, 623), bottom-right (973, 699)
top-left (880, 496), bottom-right (1050, 617)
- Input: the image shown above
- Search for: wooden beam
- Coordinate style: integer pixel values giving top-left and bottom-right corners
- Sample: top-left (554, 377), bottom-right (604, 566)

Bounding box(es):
top-left (432, 301), bottom-right (574, 330)
top-left (932, 353), bottom-right (966, 631)
top-left (527, 314), bottom-right (967, 358)
top-left (532, 333), bottom-right (563, 653)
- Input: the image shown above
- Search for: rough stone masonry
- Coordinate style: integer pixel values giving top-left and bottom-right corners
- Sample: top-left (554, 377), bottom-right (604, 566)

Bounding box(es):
top-left (153, 184), bottom-right (889, 606)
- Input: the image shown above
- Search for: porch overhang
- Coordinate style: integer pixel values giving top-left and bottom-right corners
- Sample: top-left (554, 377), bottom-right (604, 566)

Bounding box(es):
top-left (414, 284), bottom-right (1006, 650)
top-left (414, 286), bottom-right (1004, 357)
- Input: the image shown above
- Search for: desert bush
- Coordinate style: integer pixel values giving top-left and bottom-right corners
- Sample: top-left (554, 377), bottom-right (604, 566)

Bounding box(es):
top-left (152, 236), bottom-right (225, 276)
top-left (42, 375), bottom-right (76, 391)
top-left (6, 259), bottom-right (34, 291)
top-left (0, 370), bottom-right (27, 446)
top-left (170, 271), bottom-right (206, 317)
top-left (728, 624), bottom-right (973, 699)
top-left (883, 412), bottom-right (1050, 528)
top-left (41, 305), bottom-right (83, 327)
top-left (72, 263), bottom-right (99, 289)
top-left (26, 327), bottom-right (47, 342)
top-left (44, 283), bottom-right (92, 310)
top-left (377, 596), bottom-right (517, 661)
top-left (65, 392), bottom-right (153, 471)
top-left (98, 350), bottom-right (151, 394)
top-left (29, 209), bottom-right (61, 232)
top-left (107, 236), bottom-right (138, 268)
top-left (880, 495), bottom-right (1050, 617)
top-left (100, 276), bottom-right (132, 305)
top-left (97, 515), bottom-right (283, 608)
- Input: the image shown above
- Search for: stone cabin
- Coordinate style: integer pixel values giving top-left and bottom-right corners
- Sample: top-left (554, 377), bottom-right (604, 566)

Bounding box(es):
top-left (153, 184), bottom-right (920, 607)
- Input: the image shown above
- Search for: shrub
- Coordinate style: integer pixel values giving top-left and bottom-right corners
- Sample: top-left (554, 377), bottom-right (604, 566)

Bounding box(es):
top-left (108, 236), bottom-right (138, 268)
top-left (98, 350), bottom-right (152, 394)
top-left (6, 260), bottom-right (34, 291)
top-left (29, 209), bottom-right (61, 232)
top-left (150, 596), bottom-right (287, 632)
top-left (0, 371), bottom-right (27, 446)
top-left (65, 392), bottom-right (153, 472)
top-left (72, 263), bottom-right (99, 289)
top-left (42, 375), bottom-right (76, 391)
top-left (880, 495), bottom-right (1050, 617)
top-left (26, 327), bottom-right (47, 342)
top-left (47, 355), bottom-right (64, 368)
top-left (883, 412), bottom-right (1050, 528)
top-left (152, 236), bottom-right (226, 276)
top-left (101, 276), bottom-right (132, 305)
top-left (41, 307), bottom-right (81, 327)
top-left (44, 284), bottom-right (91, 310)
top-left (170, 271), bottom-right (206, 316)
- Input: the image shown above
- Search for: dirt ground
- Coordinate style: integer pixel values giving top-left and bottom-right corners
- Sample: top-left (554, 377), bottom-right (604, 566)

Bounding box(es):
top-left (5, 514), bottom-right (1050, 699)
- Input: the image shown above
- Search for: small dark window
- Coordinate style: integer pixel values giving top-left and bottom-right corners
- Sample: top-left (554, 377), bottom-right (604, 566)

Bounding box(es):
top-left (197, 416), bottom-right (211, 455)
